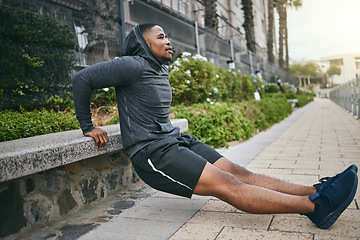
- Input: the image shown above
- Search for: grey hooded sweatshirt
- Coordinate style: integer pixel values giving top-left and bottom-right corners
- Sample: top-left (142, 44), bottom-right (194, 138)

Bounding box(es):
top-left (72, 25), bottom-right (180, 157)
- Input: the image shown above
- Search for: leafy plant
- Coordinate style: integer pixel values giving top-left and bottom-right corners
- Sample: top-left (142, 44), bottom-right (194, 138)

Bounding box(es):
top-left (0, 7), bottom-right (76, 110)
top-left (169, 53), bottom-right (217, 105)
top-left (170, 96), bottom-right (291, 148)
top-left (0, 108), bottom-right (79, 142)
top-left (169, 52), bottom-right (265, 105)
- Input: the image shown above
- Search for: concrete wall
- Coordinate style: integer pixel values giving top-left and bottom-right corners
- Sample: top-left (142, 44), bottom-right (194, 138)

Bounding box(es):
top-left (0, 120), bottom-right (188, 238)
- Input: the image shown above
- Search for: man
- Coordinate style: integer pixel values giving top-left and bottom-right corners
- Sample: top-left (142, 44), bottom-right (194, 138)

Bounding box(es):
top-left (72, 24), bottom-right (358, 229)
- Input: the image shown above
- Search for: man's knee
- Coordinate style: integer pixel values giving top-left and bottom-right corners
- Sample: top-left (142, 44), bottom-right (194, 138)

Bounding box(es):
top-left (194, 162), bottom-right (242, 197)
top-left (214, 157), bottom-right (252, 177)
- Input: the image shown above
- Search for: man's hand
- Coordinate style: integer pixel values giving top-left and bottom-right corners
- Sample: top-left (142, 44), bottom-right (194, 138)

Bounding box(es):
top-left (84, 128), bottom-right (109, 150)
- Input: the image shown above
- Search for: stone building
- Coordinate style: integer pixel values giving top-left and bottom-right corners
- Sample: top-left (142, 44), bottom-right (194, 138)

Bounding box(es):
top-left (1, 0), bottom-right (288, 82)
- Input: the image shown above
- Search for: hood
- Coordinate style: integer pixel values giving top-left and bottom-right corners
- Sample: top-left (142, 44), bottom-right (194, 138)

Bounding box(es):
top-left (122, 25), bottom-right (163, 67)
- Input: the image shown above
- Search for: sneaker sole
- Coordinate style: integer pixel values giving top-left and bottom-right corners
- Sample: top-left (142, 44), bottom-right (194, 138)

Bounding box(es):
top-left (316, 170), bottom-right (358, 229)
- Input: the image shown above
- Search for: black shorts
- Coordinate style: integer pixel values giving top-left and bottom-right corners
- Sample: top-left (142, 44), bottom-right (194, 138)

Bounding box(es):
top-left (131, 134), bottom-right (223, 198)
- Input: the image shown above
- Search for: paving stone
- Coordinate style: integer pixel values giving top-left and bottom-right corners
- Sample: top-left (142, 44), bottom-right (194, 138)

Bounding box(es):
top-left (269, 162), bottom-right (297, 169)
top-left (337, 208), bottom-right (360, 221)
top-left (294, 162), bottom-right (320, 169)
top-left (314, 233), bottom-right (360, 240)
top-left (200, 199), bottom-right (239, 213)
top-left (319, 163), bottom-right (347, 170)
top-left (119, 197), bottom-right (208, 222)
top-left (270, 215), bottom-right (360, 238)
top-left (78, 224), bottom-right (170, 240)
top-left (85, 217), bottom-right (181, 239)
top-left (187, 211), bottom-right (272, 230)
top-left (291, 168), bottom-right (322, 176)
top-left (216, 227), bottom-right (313, 240)
top-left (169, 223), bottom-right (222, 240)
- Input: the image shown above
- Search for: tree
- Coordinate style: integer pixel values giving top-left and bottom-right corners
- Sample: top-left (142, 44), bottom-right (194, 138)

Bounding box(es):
top-left (326, 64), bottom-right (342, 77)
top-left (267, 0), bottom-right (275, 63)
top-left (303, 62), bottom-right (319, 86)
top-left (277, 0), bottom-right (286, 69)
top-left (289, 62), bottom-right (304, 85)
top-left (290, 61), bottom-right (319, 87)
top-left (241, 0), bottom-right (256, 53)
top-left (275, 0), bottom-right (302, 70)
top-left (204, 0), bottom-right (218, 31)
top-left (326, 64), bottom-right (341, 86)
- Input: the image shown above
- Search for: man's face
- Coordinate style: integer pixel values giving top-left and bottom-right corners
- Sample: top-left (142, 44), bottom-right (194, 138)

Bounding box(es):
top-left (143, 25), bottom-right (173, 63)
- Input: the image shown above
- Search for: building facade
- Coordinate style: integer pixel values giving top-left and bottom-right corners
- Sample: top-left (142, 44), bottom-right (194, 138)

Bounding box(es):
top-left (1, 0), bottom-right (289, 82)
top-left (321, 54), bottom-right (360, 85)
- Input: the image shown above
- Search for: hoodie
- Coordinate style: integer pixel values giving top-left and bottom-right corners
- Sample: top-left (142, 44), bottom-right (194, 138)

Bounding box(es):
top-left (72, 25), bottom-right (180, 157)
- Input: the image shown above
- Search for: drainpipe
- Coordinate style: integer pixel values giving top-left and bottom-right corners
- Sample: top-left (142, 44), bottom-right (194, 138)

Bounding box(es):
top-left (249, 50), bottom-right (254, 73)
top-left (195, 21), bottom-right (201, 55)
top-left (119, 0), bottom-right (126, 45)
top-left (230, 39), bottom-right (234, 62)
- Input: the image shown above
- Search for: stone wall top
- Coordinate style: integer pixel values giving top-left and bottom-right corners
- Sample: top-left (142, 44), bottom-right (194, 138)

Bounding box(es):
top-left (0, 119), bottom-right (188, 183)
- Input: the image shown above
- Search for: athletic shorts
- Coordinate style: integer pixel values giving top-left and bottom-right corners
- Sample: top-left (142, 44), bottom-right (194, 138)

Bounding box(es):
top-left (131, 134), bottom-right (223, 198)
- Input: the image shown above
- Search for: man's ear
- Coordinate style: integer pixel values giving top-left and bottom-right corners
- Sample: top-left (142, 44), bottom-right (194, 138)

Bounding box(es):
top-left (143, 37), bottom-right (151, 49)
top-left (142, 33), bottom-right (150, 47)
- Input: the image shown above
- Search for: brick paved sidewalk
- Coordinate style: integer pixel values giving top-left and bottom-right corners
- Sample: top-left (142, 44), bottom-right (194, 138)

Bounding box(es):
top-left (170, 98), bottom-right (360, 240)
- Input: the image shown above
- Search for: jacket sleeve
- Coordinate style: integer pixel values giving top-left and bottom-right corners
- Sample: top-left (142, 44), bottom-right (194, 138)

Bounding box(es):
top-left (72, 56), bottom-right (143, 134)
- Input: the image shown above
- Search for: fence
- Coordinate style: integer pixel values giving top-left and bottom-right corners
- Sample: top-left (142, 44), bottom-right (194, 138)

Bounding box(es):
top-left (329, 78), bottom-right (360, 119)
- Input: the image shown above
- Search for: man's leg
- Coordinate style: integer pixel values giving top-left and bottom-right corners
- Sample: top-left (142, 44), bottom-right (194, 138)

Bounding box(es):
top-left (213, 157), bottom-right (316, 196)
top-left (193, 162), bottom-right (315, 214)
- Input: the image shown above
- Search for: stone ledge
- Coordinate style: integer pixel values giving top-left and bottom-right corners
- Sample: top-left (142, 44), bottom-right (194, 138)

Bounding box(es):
top-left (0, 119), bottom-right (188, 183)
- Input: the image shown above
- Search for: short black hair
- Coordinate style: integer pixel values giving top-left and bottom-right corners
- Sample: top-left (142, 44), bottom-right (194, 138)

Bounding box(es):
top-left (139, 23), bottom-right (157, 34)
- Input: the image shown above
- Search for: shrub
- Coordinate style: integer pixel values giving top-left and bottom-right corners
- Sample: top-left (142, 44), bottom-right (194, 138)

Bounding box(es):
top-left (169, 53), bottom-right (217, 105)
top-left (284, 91), bottom-right (297, 99)
top-left (0, 108), bottom-right (79, 142)
top-left (170, 96), bottom-right (291, 148)
top-left (265, 84), bottom-right (280, 93)
top-left (296, 95), bottom-right (313, 108)
top-left (0, 87), bottom-right (119, 142)
top-left (91, 87), bottom-right (117, 107)
top-left (169, 52), bottom-right (265, 105)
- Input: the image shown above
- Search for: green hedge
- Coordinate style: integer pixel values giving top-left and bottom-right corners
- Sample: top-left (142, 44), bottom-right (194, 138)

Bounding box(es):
top-left (171, 96), bottom-right (292, 148)
top-left (0, 95), bottom-right (293, 144)
top-left (0, 51), bottom-right (313, 143)
top-left (0, 109), bottom-right (79, 141)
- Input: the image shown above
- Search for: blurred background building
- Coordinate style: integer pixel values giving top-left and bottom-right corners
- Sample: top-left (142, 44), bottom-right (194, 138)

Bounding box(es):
top-left (1, 0), bottom-right (292, 82)
top-left (320, 54), bottom-right (360, 85)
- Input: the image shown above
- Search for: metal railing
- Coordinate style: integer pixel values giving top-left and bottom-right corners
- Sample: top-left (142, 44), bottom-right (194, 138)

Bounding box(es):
top-left (329, 78), bottom-right (360, 119)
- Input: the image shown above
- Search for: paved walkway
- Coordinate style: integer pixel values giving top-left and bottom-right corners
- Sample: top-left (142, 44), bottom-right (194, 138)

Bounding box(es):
top-left (76, 98), bottom-right (359, 240)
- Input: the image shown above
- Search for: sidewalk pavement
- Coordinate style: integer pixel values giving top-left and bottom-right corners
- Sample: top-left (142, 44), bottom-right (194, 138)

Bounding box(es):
top-left (77, 98), bottom-right (359, 240)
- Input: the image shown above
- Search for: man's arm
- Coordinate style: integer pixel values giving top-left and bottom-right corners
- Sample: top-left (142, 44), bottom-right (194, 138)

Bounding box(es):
top-left (72, 56), bottom-right (143, 148)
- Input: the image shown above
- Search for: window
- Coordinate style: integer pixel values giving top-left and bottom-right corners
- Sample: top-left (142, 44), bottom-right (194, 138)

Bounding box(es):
top-left (219, 17), bottom-right (227, 39)
top-left (73, 23), bottom-right (88, 66)
top-left (329, 58), bottom-right (343, 66)
top-left (178, 0), bottom-right (187, 16)
top-left (74, 24), bottom-right (88, 50)
top-left (355, 57), bottom-right (360, 69)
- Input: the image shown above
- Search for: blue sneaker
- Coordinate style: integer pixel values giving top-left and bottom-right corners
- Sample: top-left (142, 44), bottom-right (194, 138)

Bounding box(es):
top-left (305, 168), bottom-right (358, 229)
top-left (314, 164), bottom-right (358, 193)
